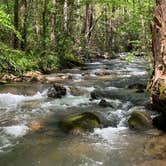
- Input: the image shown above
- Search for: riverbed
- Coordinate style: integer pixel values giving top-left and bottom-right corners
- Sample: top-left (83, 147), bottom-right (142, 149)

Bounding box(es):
top-left (0, 54), bottom-right (163, 166)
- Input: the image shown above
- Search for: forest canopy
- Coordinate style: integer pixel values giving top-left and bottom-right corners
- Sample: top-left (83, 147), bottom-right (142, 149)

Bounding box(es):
top-left (0, 0), bottom-right (155, 74)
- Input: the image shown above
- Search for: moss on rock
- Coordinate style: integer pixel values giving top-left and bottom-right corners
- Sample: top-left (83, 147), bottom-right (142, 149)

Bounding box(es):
top-left (59, 112), bottom-right (101, 133)
top-left (128, 111), bottom-right (152, 130)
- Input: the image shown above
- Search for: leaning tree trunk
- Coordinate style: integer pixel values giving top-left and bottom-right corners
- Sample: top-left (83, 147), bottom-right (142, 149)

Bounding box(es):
top-left (150, 0), bottom-right (166, 113)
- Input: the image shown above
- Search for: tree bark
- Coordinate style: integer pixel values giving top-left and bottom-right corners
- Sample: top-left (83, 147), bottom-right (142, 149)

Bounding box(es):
top-left (42, 0), bottom-right (47, 53)
top-left (13, 0), bottom-right (19, 49)
top-left (82, 3), bottom-right (89, 36)
top-left (63, 0), bottom-right (68, 33)
top-left (150, 0), bottom-right (166, 112)
top-left (21, 0), bottom-right (27, 51)
top-left (50, 0), bottom-right (56, 44)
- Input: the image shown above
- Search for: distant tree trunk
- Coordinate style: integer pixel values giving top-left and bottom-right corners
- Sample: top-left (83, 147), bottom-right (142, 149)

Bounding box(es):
top-left (34, 0), bottom-right (40, 38)
top-left (150, 0), bottom-right (166, 112)
top-left (21, 0), bottom-right (27, 51)
top-left (87, 4), bottom-right (93, 42)
top-left (50, 0), bottom-right (56, 45)
top-left (77, 0), bottom-right (81, 33)
top-left (42, 0), bottom-right (47, 53)
top-left (104, 4), bottom-right (109, 51)
top-left (13, 0), bottom-right (19, 49)
top-left (63, 0), bottom-right (68, 33)
top-left (109, 4), bottom-right (115, 51)
top-left (82, 3), bottom-right (89, 37)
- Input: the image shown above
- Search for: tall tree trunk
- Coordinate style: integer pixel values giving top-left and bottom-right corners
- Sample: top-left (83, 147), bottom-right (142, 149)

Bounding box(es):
top-left (82, 3), bottom-right (89, 37)
top-left (13, 0), bottom-right (19, 49)
top-left (42, 0), bottom-right (47, 53)
top-left (150, 0), bottom-right (166, 112)
top-left (50, 0), bottom-right (56, 45)
top-left (77, 0), bottom-right (81, 33)
top-left (87, 4), bottom-right (93, 43)
top-left (34, 0), bottom-right (40, 38)
top-left (63, 0), bottom-right (68, 33)
top-left (21, 0), bottom-right (27, 51)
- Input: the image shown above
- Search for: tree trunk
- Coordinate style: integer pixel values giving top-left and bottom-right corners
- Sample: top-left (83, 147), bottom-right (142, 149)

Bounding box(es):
top-left (82, 3), bottom-right (89, 37)
top-left (87, 4), bottom-right (93, 43)
top-left (21, 0), bottom-right (27, 51)
top-left (13, 0), bottom-right (19, 49)
top-left (150, 0), bottom-right (166, 112)
top-left (50, 0), bottom-right (56, 45)
top-left (34, 0), bottom-right (40, 38)
top-left (63, 0), bottom-right (68, 33)
top-left (42, 0), bottom-right (47, 53)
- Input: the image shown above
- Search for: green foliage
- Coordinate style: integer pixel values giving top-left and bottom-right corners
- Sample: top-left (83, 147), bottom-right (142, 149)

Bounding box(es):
top-left (125, 53), bottom-right (135, 62)
top-left (0, 0), bottom-right (156, 75)
top-left (38, 54), bottom-right (60, 73)
top-left (0, 8), bottom-right (21, 39)
top-left (0, 42), bottom-right (38, 74)
top-left (63, 53), bottom-right (83, 66)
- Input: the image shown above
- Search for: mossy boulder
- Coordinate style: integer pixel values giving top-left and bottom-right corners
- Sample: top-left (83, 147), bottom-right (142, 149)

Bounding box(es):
top-left (128, 111), bottom-right (152, 130)
top-left (59, 112), bottom-right (102, 134)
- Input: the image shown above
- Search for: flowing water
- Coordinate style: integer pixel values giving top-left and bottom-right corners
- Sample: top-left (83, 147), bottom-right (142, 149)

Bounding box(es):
top-left (0, 54), bottom-right (161, 166)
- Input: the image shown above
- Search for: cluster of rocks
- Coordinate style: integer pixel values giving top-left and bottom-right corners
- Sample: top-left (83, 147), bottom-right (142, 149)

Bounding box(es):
top-left (1, 69), bottom-right (164, 134)
top-left (0, 71), bottom-right (73, 84)
top-left (45, 82), bottom-right (156, 134)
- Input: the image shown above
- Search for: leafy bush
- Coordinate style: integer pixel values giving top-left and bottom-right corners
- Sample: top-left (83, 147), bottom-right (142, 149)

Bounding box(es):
top-left (38, 54), bottom-right (60, 73)
top-left (0, 42), bottom-right (39, 74)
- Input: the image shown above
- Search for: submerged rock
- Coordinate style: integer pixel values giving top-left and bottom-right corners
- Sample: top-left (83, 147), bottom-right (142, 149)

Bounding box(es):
top-left (128, 111), bottom-right (152, 130)
top-left (47, 84), bottom-right (67, 98)
top-left (95, 71), bottom-right (111, 76)
top-left (128, 83), bottom-right (146, 93)
top-left (144, 134), bottom-right (166, 161)
top-left (152, 115), bottom-right (166, 131)
top-left (90, 89), bottom-right (148, 105)
top-left (58, 112), bottom-right (102, 134)
top-left (69, 87), bottom-right (85, 96)
top-left (98, 99), bottom-right (113, 108)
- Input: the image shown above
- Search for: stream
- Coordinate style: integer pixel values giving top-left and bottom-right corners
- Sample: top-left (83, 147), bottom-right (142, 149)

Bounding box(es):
top-left (0, 53), bottom-right (162, 166)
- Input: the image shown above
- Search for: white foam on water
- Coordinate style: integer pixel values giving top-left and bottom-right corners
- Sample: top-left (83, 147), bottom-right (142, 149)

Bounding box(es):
top-left (87, 62), bottom-right (102, 65)
top-left (3, 125), bottom-right (30, 138)
top-left (64, 86), bottom-right (72, 96)
top-left (73, 74), bottom-right (82, 82)
top-left (131, 70), bottom-right (147, 76)
top-left (41, 95), bottom-right (95, 109)
top-left (79, 86), bottom-right (95, 92)
top-left (93, 127), bottom-right (128, 140)
top-left (91, 127), bottom-right (129, 152)
top-left (0, 90), bottom-right (47, 108)
top-left (106, 87), bottom-right (119, 90)
top-left (80, 156), bottom-right (103, 166)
